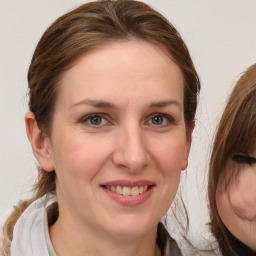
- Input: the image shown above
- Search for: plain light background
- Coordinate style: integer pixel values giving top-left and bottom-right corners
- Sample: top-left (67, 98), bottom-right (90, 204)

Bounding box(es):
top-left (1, 0), bottom-right (256, 252)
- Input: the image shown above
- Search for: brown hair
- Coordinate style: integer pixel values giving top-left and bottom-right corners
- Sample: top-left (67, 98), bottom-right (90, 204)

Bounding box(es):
top-left (208, 63), bottom-right (256, 256)
top-left (3, 0), bottom-right (200, 252)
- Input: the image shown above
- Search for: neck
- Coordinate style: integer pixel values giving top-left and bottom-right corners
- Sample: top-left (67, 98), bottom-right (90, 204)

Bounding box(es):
top-left (49, 214), bottom-right (161, 256)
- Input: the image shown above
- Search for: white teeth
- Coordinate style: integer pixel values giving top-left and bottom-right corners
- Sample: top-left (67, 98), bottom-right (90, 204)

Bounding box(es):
top-left (105, 185), bottom-right (150, 196)
top-left (116, 186), bottom-right (123, 194)
top-left (123, 187), bottom-right (131, 196)
top-left (131, 186), bottom-right (139, 196)
top-left (138, 186), bottom-right (143, 194)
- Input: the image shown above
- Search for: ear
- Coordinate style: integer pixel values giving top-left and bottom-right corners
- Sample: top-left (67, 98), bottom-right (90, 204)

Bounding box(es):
top-left (181, 121), bottom-right (195, 170)
top-left (25, 112), bottom-right (54, 172)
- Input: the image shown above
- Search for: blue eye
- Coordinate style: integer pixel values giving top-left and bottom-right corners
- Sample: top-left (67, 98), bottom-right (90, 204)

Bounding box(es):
top-left (81, 114), bottom-right (108, 126)
top-left (150, 114), bottom-right (173, 126)
top-left (152, 116), bottom-right (164, 125)
top-left (232, 155), bottom-right (256, 165)
top-left (89, 116), bottom-right (103, 125)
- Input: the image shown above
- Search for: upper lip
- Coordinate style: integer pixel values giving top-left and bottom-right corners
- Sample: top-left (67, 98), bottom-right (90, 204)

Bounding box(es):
top-left (100, 180), bottom-right (155, 187)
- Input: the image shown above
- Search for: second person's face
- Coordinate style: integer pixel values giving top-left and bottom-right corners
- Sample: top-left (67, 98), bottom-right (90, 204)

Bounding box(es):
top-left (44, 39), bottom-right (192, 240)
top-left (217, 146), bottom-right (256, 251)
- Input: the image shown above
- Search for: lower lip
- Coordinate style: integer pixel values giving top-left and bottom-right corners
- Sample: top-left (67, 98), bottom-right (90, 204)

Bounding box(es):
top-left (102, 186), bottom-right (154, 206)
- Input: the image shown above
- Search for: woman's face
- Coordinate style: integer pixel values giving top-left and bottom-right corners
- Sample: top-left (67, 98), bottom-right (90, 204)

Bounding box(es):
top-left (216, 146), bottom-right (256, 251)
top-left (42, 39), bottom-right (192, 239)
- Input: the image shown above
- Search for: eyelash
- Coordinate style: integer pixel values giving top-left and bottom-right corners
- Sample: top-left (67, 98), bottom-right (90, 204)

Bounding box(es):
top-left (232, 155), bottom-right (256, 165)
top-left (80, 113), bottom-right (109, 127)
top-left (80, 112), bottom-right (175, 128)
top-left (147, 113), bottom-right (175, 126)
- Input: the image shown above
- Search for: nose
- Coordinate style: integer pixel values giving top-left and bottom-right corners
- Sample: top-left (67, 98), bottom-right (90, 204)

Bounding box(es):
top-left (112, 125), bottom-right (150, 173)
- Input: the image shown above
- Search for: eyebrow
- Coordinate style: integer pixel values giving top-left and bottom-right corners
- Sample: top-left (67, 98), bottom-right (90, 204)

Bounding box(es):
top-left (70, 99), bottom-right (181, 110)
top-left (70, 99), bottom-right (115, 109)
top-left (149, 100), bottom-right (181, 109)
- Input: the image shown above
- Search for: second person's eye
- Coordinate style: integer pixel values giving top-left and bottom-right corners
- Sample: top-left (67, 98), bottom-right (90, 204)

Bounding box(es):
top-left (232, 155), bottom-right (256, 165)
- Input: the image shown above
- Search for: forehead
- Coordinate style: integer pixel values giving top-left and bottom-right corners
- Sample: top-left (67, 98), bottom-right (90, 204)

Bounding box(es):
top-left (57, 39), bottom-right (184, 108)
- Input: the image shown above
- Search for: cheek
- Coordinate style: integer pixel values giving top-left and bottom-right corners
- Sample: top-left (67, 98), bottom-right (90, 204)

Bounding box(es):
top-left (51, 132), bottom-right (113, 178)
top-left (216, 187), bottom-right (227, 219)
top-left (223, 165), bottom-right (256, 221)
top-left (150, 137), bottom-right (185, 201)
top-left (150, 136), bottom-right (187, 175)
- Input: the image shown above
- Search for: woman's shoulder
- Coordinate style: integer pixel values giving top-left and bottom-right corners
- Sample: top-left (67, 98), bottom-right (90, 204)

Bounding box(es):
top-left (3, 195), bottom-right (57, 256)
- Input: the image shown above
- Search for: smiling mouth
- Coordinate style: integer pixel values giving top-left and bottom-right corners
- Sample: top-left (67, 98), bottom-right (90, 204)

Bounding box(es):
top-left (101, 185), bottom-right (152, 196)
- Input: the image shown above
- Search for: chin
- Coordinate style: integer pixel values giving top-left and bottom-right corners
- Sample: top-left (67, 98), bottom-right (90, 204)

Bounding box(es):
top-left (244, 240), bottom-right (256, 252)
top-left (106, 219), bottom-right (157, 239)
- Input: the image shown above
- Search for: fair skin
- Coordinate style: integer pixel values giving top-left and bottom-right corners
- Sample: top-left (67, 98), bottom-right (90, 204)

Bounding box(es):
top-left (216, 147), bottom-right (256, 251)
top-left (26, 39), bottom-right (193, 256)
